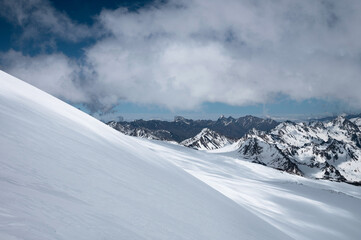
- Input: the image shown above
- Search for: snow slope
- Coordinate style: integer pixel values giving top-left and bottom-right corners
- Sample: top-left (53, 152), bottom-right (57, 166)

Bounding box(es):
top-left (144, 141), bottom-right (361, 240)
top-left (0, 71), bottom-right (290, 239)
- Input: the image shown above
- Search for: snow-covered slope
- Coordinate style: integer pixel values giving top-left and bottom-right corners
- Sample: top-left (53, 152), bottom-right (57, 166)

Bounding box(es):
top-left (181, 128), bottom-right (233, 150)
top-left (147, 141), bottom-right (361, 240)
top-left (0, 71), bottom-right (289, 240)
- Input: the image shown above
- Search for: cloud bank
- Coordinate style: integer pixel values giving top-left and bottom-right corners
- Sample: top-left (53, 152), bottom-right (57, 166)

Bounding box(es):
top-left (2, 0), bottom-right (361, 112)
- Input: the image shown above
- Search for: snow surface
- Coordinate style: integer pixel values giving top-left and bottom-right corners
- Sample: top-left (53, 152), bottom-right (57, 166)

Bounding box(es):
top-left (144, 141), bottom-right (361, 240)
top-left (0, 71), bottom-right (289, 239)
top-left (1, 70), bottom-right (361, 240)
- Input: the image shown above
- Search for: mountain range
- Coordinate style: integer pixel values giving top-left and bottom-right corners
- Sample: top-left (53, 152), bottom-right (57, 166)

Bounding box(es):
top-left (108, 114), bottom-right (361, 185)
top-left (235, 116), bottom-right (361, 184)
top-left (108, 115), bottom-right (279, 142)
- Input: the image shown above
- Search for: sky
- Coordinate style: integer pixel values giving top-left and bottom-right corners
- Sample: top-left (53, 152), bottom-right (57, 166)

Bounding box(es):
top-left (1, 0), bottom-right (361, 121)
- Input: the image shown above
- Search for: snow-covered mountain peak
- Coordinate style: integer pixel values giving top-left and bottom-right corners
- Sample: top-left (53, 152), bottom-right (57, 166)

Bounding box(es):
top-left (324, 116), bottom-right (358, 132)
top-left (181, 128), bottom-right (232, 150)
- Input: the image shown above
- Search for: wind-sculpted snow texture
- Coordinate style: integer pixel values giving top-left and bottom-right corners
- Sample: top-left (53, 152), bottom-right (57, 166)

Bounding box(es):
top-left (236, 118), bottom-right (361, 183)
top-left (0, 71), bottom-right (289, 240)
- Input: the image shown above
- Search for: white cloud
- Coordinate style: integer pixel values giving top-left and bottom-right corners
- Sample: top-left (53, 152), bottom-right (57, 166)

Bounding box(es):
top-left (2, 0), bottom-right (361, 112)
top-left (82, 0), bottom-right (361, 110)
top-left (1, 50), bottom-right (88, 102)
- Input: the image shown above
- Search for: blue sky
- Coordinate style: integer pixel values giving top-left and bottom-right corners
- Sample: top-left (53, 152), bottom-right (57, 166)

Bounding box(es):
top-left (1, 0), bottom-right (361, 121)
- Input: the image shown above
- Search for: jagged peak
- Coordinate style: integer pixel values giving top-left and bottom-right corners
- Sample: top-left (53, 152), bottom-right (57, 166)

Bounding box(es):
top-left (328, 115), bottom-right (360, 133)
top-left (195, 128), bottom-right (230, 141)
top-left (181, 128), bottom-right (231, 150)
top-left (183, 128), bottom-right (220, 142)
top-left (217, 115), bottom-right (235, 121)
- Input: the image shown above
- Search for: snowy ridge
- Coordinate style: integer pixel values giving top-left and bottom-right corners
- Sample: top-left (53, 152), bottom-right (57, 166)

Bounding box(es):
top-left (236, 117), bottom-right (361, 183)
top-left (181, 128), bottom-right (233, 150)
top-left (0, 71), bottom-right (289, 240)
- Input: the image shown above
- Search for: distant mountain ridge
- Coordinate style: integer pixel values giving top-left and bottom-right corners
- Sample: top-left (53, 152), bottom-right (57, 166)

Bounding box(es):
top-left (308, 113), bottom-right (361, 122)
top-left (108, 115), bottom-right (279, 142)
top-left (108, 113), bottom-right (361, 184)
